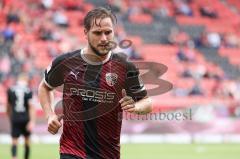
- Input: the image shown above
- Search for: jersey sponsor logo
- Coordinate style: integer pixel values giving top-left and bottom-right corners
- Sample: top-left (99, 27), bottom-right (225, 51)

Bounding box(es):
top-left (61, 86), bottom-right (118, 121)
top-left (106, 73), bottom-right (118, 86)
top-left (70, 88), bottom-right (115, 103)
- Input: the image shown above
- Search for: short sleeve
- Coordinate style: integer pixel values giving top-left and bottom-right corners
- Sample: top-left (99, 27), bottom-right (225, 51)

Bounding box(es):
top-left (27, 91), bottom-right (33, 99)
top-left (44, 55), bottom-right (66, 89)
top-left (125, 62), bottom-right (147, 101)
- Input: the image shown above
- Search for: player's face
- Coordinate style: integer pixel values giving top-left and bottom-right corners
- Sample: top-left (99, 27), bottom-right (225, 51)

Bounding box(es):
top-left (85, 17), bottom-right (114, 57)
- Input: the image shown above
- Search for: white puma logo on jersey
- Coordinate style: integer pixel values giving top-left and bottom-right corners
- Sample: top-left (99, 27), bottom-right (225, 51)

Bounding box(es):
top-left (70, 71), bottom-right (79, 80)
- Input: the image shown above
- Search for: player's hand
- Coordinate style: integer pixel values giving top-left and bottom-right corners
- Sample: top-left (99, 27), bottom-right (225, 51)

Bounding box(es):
top-left (119, 89), bottom-right (136, 113)
top-left (27, 121), bottom-right (34, 132)
top-left (47, 113), bottom-right (63, 135)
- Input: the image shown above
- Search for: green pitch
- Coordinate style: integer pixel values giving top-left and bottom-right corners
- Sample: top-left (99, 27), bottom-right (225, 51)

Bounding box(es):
top-left (0, 143), bottom-right (240, 159)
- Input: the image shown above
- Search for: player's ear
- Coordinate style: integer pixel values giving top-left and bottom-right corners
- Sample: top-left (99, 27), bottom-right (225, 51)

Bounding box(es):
top-left (84, 28), bottom-right (88, 40)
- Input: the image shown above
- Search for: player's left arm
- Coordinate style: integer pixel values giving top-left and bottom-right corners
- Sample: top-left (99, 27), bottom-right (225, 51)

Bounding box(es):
top-left (27, 93), bottom-right (36, 132)
top-left (119, 89), bottom-right (152, 115)
top-left (134, 96), bottom-right (152, 114)
top-left (120, 62), bottom-right (152, 114)
top-left (6, 102), bottom-right (12, 118)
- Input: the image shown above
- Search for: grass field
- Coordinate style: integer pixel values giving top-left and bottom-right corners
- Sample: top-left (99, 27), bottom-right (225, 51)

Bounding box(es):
top-left (1, 143), bottom-right (240, 159)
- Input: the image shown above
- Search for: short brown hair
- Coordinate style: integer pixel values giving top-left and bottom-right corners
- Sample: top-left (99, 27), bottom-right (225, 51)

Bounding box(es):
top-left (83, 7), bottom-right (117, 31)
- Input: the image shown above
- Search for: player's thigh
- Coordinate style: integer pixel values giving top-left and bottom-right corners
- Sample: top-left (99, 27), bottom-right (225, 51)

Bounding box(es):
top-left (22, 122), bottom-right (31, 137)
top-left (60, 154), bottom-right (83, 159)
top-left (11, 123), bottom-right (21, 138)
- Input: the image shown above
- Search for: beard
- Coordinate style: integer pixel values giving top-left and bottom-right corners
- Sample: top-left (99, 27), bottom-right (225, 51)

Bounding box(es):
top-left (89, 42), bottom-right (111, 57)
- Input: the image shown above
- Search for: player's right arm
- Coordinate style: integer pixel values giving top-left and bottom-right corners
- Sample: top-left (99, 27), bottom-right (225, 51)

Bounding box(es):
top-left (38, 54), bottom-right (67, 135)
top-left (38, 81), bottom-right (55, 120)
top-left (6, 89), bottom-right (12, 118)
top-left (38, 81), bottom-right (62, 135)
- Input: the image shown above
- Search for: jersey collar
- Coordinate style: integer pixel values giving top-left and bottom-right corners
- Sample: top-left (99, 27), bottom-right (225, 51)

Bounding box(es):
top-left (80, 48), bottom-right (112, 65)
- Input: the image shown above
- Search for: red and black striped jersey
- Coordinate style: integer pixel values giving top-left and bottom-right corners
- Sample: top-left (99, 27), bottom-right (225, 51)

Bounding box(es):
top-left (44, 49), bottom-right (147, 159)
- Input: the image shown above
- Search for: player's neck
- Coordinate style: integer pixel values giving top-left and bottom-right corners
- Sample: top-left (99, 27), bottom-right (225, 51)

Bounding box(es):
top-left (83, 47), bottom-right (110, 63)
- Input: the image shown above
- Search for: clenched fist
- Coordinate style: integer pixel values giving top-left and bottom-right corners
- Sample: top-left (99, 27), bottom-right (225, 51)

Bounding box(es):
top-left (47, 114), bottom-right (63, 135)
top-left (119, 89), bottom-right (136, 113)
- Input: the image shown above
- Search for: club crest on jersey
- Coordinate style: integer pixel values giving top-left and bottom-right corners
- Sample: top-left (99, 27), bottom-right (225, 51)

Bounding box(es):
top-left (106, 73), bottom-right (118, 86)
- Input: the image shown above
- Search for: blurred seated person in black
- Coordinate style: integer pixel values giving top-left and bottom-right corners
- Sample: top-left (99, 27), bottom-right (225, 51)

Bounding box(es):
top-left (7, 7), bottom-right (20, 24)
top-left (189, 80), bottom-right (204, 96)
top-left (199, 5), bottom-right (218, 18)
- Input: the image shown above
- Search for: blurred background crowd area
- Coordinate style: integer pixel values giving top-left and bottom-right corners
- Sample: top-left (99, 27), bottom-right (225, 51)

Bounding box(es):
top-left (0, 0), bottom-right (240, 135)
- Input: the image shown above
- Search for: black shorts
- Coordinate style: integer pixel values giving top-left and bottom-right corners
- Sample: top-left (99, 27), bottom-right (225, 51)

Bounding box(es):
top-left (60, 154), bottom-right (83, 159)
top-left (11, 121), bottom-right (30, 138)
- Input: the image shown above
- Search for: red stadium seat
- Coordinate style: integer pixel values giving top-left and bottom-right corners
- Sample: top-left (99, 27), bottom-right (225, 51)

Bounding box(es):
top-left (129, 13), bottom-right (153, 24)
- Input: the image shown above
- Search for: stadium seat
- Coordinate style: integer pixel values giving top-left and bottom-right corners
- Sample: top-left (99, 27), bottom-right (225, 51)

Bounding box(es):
top-left (129, 13), bottom-right (153, 24)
